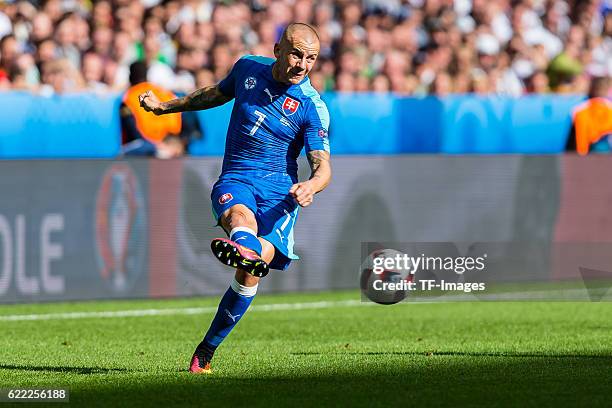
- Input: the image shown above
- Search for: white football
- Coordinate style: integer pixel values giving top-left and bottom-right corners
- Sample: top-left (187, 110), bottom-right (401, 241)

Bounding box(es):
top-left (360, 248), bottom-right (412, 305)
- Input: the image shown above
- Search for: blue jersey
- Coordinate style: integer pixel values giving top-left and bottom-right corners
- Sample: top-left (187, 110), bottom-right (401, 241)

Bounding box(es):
top-left (217, 55), bottom-right (330, 182)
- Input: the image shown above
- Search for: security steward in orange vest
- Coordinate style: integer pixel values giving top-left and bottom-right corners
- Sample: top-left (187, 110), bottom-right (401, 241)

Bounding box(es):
top-left (121, 61), bottom-right (192, 158)
top-left (566, 77), bottom-right (612, 155)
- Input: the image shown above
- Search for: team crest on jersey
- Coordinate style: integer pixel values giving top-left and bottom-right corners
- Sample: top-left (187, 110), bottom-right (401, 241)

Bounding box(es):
top-left (244, 77), bottom-right (257, 90)
top-left (219, 193), bottom-right (233, 204)
top-left (318, 128), bottom-right (328, 138)
top-left (282, 97), bottom-right (300, 116)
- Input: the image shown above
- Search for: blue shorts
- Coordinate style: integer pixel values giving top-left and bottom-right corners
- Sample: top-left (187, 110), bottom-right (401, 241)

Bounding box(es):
top-left (211, 172), bottom-right (299, 270)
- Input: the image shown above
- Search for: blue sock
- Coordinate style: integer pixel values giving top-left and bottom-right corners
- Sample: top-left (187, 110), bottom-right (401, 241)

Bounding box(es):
top-left (201, 279), bottom-right (258, 352)
top-left (230, 227), bottom-right (262, 255)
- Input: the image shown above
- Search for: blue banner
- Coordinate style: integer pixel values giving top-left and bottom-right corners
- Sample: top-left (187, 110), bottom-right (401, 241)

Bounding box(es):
top-left (440, 95), bottom-right (582, 154)
top-left (188, 93), bottom-right (583, 155)
top-left (0, 92), bottom-right (584, 157)
top-left (189, 101), bottom-right (234, 156)
top-left (0, 92), bottom-right (121, 158)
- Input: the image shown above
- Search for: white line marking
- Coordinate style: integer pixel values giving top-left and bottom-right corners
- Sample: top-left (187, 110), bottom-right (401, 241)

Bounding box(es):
top-left (0, 300), bottom-right (365, 322)
top-left (2, 289), bottom-right (588, 322)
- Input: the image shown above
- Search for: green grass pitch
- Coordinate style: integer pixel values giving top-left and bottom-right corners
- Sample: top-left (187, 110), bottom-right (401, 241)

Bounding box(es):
top-left (1, 291), bottom-right (611, 407)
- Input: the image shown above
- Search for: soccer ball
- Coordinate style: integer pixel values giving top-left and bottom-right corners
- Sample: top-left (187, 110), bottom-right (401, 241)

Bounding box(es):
top-left (360, 248), bottom-right (412, 305)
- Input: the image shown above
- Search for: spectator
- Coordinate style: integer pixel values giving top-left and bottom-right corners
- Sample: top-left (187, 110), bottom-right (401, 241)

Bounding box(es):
top-left (0, 34), bottom-right (18, 78)
top-left (143, 35), bottom-right (176, 90)
top-left (307, 71), bottom-right (324, 93)
top-left (121, 61), bottom-right (202, 158)
top-left (431, 72), bottom-right (453, 97)
top-left (0, 0), bottom-right (608, 96)
top-left (35, 38), bottom-right (57, 70)
top-left (82, 52), bottom-right (108, 92)
top-left (39, 58), bottom-right (84, 95)
top-left (0, 6), bottom-right (12, 40)
top-left (525, 71), bottom-right (550, 94)
top-left (173, 46), bottom-right (200, 94)
top-left (372, 74), bottom-right (390, 93)
top-left (195, 68), bottom-right (215, 89)
top-left (121, 61), bottom-right (183, 158)
top-left (91, 26), bottom-right (114, 59)
top-left (9, 53), bottom-right (39, 91)
top-left (30, 12), bottom-right (53, 44)
top-left (546, 50), bottom-right (583, 92)
top-left (54, 15), bottom-right (80, 70)
top-left (336, 71), bottom-right (355, 93)
top-left (566, 77), bottom-right (612, 155)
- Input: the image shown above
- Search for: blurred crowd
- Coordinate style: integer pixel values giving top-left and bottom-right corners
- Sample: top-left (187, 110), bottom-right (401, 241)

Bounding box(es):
top-left (0, 0), bottom-right (610, 97)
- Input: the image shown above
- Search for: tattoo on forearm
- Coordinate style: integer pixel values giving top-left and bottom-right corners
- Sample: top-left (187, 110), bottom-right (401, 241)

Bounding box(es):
top-left (307, 150), bottom-right (329, 173)
top-left (187, 86), bottom-right (232, 110)
top-left (306, 150), bottom-right (331, 192)
top-left (163, 86), bottom-right (232, 113)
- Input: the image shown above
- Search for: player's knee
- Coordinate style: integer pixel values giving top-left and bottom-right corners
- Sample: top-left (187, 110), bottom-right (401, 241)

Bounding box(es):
top-left (222, 205), bottom-right (257, 231)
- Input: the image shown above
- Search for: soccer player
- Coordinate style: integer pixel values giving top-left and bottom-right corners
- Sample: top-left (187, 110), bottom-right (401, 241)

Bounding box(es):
top-left (139, 23), bottom-right (331, 373)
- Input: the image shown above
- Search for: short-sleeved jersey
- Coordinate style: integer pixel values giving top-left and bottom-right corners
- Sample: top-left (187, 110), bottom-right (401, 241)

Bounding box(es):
top-left (217, 55), bottom-right (330, 182)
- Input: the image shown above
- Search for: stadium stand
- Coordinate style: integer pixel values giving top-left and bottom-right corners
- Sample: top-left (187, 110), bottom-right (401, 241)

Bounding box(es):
top-left (0, 0), bottom-right (609, 96)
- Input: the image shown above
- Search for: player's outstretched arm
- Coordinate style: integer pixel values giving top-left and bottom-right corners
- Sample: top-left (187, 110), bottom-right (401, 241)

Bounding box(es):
top-left (289, 150), bottom-right (331, 207)
top-left (139, 85), bottom-right (232, 115)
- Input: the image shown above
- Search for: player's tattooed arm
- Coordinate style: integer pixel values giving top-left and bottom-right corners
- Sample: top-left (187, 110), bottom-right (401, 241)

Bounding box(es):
top-left (139, 85), bottom-right (232, 115)
top-left (289, 150), bottom-right (331, 208)
top-left (307, 150), bottom-right (332, 193)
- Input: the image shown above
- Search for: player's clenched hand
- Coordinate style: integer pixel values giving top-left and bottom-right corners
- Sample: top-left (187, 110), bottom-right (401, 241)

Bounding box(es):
top-left (139, 90), bottom-right (164, 115)
top-left (289, 181), bottom-right (315, 207)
